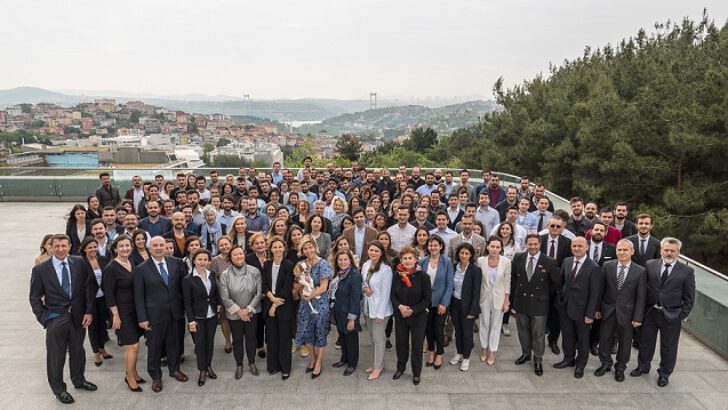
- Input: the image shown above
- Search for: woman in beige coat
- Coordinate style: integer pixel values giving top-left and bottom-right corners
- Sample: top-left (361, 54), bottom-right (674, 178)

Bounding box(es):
top-left (477, 237), bottom-right (511, 365)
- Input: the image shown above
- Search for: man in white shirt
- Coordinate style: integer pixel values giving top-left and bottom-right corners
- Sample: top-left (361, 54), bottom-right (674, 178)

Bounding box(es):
top-left (475, 192), bottom-right (500, 236)
top-left (429, 212), bottom-right (457, 251)
top-left (387, 206), bottom-right (417, 253)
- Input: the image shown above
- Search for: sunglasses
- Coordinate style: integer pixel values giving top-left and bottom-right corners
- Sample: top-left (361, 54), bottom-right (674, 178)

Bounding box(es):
top-left (549, 224), bottom-right (562, 228)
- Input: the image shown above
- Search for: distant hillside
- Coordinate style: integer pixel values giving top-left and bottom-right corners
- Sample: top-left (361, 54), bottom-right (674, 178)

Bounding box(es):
top-left (295, 100), bottom-right (497, 136)
top-left (0, 87), bottom-right (88, 106)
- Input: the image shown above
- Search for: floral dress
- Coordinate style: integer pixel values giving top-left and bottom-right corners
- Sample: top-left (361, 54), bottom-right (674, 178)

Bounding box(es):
top-left (294, 259), bottom-right (333, 347)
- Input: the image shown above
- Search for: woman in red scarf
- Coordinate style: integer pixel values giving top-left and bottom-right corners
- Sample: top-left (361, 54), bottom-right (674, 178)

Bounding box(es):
top-left (390, 246), bottom-right (432, 385)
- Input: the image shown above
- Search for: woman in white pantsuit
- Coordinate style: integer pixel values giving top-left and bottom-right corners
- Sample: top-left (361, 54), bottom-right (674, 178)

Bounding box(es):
top-left (361, 241), bottom-right (394, 380)
top-left (477, 237), bottom-right (511, 365)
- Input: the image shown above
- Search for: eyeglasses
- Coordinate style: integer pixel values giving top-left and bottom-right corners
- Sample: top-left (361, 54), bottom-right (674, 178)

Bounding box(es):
top-left (549, 224), bottom-right (562, 228)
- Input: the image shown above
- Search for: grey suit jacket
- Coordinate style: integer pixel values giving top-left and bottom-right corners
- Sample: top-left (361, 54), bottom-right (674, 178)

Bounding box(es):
top-left (600, 260), bottom-right (646, 326)
top-left (447, 233), bottom-right (486, 261)
top-left (644, 259), bottom-right (695, 321)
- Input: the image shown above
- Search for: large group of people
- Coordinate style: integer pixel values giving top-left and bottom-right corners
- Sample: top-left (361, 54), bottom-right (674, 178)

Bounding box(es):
top-left (29, 161), bottom-right (695, 404)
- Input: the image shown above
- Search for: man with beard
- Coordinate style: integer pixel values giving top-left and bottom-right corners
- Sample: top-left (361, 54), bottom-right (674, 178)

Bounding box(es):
top-left (627, 214), bottom-right (661, 266)
top-left (163, 212), bottom-right (190, 258)
top-left (101, 206), bottom-right (123, 241)
top-left (566, 197), bottom-right (593, 237)
top-left (245, 197), bottom-right (271, 234)
top-left (586, 208), bottom-right (622, 246)
top-left (587, 222), bottom-right (616, 355)
top-left (181, 204), bottom-right (200, 235)
top-left (139, 200), bottom-right (172, 238)
top-left (584, 202), bottom-right (599, 223)
top-left (96, 172), bottom-right (121, 208)
top-left (415, 173), bottom-right (439, 197)
top-left (408, 167), bottom-right (425, 189)
top-left (90, 219), bottom-right (109, 257)
top-left (528, 183), bottom-right (554, 213)
top-left (518, 176), bottom-right (532, 202)
top-left (482, 175), bottom-right (507, 208)
top-left (613, 203), bottom-right (637, 238)
top-left (217, 194), bottom-right (239, 228)
top-left (496, 186), bottom-right (519, 221)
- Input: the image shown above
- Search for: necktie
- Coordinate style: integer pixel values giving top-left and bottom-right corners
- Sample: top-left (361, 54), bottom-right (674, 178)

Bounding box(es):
top-left (661, 264), bottom-right (671, 285)
top-left (640, 239), bottom-right (646, 255)
top-left (538, 214), bottom-right (545, 232)
top-left (61, 262), bottom-right (71, 298)
top-left (526, 256), bottom-right (535, 281)
top-left (206, 230), bottom-right (213, 252)
top-left (570, 261), bottom-right (580, 282)
top-left (549, 240), bottom-right (555, 258)
top-left (158, 262), bottom-right (169, 286)
top-left (617, 265), bottom-right (626, 290)
top-left (592, 246), bottom-right (600, 262)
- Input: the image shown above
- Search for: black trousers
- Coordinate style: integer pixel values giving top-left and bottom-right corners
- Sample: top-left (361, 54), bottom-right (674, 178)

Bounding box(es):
top-left (230, 316), bottom-right (258, 366)
top-left (558, 306), bottom-right (591, 369)
top-left (256, 312), bottom-right (266, 349)
top-left (88, 296), bottom-right (109, 353)
top-left (590, 317), bottom-right (601, 348)
top-left (425, 308), bottom-right (447, 355)
top-left (547, 299), bottom-right (561, 345)
top-left (191, 316), bottom-right (217, 371)
top-left (146, 318), bottom-right (181, 379)
top-left (450, 298), bottom-right (475, 359)
top-left (45, 314), bottom-right (87, 395)
top-left (637, 309), bottom-right (682, 376)
top-left (266, 315), bottom-right (292, 374)
top-left (338, 329), bottom-right (359, 368)
top-left (598, 313), bottom-right (633, 371)
top-left (161, 318), bottom-right (185, 360)
top-left (385, 316), bottom-right (394, 338)
top-left (395, 312), bottom-right (427, 377)
top-left (502, 311), bottom-right (511, 325)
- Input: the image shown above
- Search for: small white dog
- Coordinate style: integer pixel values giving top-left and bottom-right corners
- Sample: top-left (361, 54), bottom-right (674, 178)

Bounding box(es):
top-left (294, 262), bottom-right (320, 314)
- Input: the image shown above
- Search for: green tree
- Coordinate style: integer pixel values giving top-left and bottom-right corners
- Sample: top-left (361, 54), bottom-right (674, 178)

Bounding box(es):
top-left (404, 127), bottom-right (438, 152)
top-left (217, 138), bottom-right (231, 147)
top-left (335, 133), bottom-right (362, 161)
top-left (129, 110), bottom-right (141, 124)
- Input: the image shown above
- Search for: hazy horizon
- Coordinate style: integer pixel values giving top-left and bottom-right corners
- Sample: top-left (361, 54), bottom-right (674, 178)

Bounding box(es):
top-left (2, 1), bottom-right (727, 100)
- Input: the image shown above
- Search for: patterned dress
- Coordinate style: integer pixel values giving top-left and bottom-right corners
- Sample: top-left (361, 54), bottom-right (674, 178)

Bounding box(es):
top-left (294, 259), bottom-right (333, 347)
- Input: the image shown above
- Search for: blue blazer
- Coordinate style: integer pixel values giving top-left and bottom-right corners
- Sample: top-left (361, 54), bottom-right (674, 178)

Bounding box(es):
top-left (419, 254), bottom-right (454, 308)
top-left (332, 268), bottom-right (363, 333)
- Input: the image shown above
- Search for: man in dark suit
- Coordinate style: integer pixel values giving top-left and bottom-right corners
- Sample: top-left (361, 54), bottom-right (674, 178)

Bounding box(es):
top-left (139, 200), bottom-right (172, 238)
top-left (510, 234), bottom-right (560, 376)
top-left (540, 215), bottom-right (572, 355)
top-left (343, 207), bottom-right (378, 265)
top-left (594, 239), bottom-right (646, 381)
top-left (631, 237), bottom-right (695, 387)
top-left (134, 236), bottom-right (189, 392)
top-left (29, 234), bottom-right (97, 404)
top-left (613, 203), bottom-right (637, 238)
top-left (627, 214), bottom-right (661, 266)
top-left (587, 222), bottom-right (617, 354)
top-left (95, 172), bottom-right (121, 209)
top-left (553, 237), bottom-right (603, 378)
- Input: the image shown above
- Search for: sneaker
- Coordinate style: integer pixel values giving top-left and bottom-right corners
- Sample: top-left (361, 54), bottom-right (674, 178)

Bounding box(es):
top-left (460, 359), bottom-right (470, 371)
top-left (385, 339), bottom-right (393, 351)
top-left (299, 345), bottom-right (310, 357)
top-left (502, 324), bottom-right (511, 337)
top-left (449, 354), bottom-right (463, 365)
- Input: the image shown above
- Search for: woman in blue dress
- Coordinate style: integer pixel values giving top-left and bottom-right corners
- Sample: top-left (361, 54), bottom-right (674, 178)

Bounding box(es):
top-left (294, 235), bottom-right (333, 379)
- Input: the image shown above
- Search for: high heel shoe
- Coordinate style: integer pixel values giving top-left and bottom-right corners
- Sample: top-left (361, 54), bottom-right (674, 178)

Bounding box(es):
top-left (311, 364), bottom-right (321, 379)
top-left (94, 354), bottom-right (102, 367)
top-left (101, 351), bottom-right (113, 359)
top-left (136, 378), bottom-right (146, 384)
top-left (249, 364), bottom-right (259, 377)
top-left (305, 366), bottom-right (314, 373)
top-left (368, 369), bottom-right (382, 380)
top-left (433, 356), bottom-right (442, 370)
top-left (124, 377), bottom-right (142, 392)
top-left (207, 367), bottom-right (217, 379)
top-left (198, 370), bottom-right (206, 386)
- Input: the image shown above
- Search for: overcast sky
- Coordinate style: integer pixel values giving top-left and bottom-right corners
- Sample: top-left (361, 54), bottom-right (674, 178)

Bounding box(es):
top-left (1, 1), bottom-right (726, 100)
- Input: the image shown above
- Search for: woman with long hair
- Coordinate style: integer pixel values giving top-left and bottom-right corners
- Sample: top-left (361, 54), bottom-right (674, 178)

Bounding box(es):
top-left (448, 243), bottom-right (482, 371)
top-left (496, 221), bottom-right (522, 260)
top-left (208, 236), bottom-right (234, 354)
top-left (328, 236), bottom-right (359, 270)
top-left (285, 225), bottom-right (305, 265)
top-left (161, 181), bottom-right (176, 201)
top-left (86, 195), bottom-right (102, 221)
top-left (361, 240), bottom-right (393, 380)
top-left (228, 215), bottom-right (251, 252)
top-left (103, 235), bottom-right (144, 392)
top-left (79, 236), bottom-right (112, 367)
top-left (376, 231), bottom-right (399, 263)
top-left (374, 212), bottom-right (388, 233)
top-left (420, 235), bottom-right (454, 370)
top-left (476, 237), bottom-right (511, 365)
top-left (304, 214), bottom-right (331, 260)
top-left (267, 217), bottom-right (289, 242)
top-left (412, 226), bottom-right (430, 259)
top-left (129, 230), bottom-right (149, 266)
top-left (182, 236), bottom-right (202, 274)
top-left (35, 234), bottom-right (54, 266)
top-left (292, 198), bottom-right (310, 228)
top-left (65, 204), bottom-right (90, 255)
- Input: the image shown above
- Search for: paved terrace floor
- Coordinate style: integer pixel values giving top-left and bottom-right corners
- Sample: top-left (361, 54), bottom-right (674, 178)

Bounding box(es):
top-left (1, 202), bottom-right (727, 410)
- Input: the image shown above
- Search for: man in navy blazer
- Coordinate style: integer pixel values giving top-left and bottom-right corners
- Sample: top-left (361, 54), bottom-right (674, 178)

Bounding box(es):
top-left (29, 234), bottom-right (97, 404)
top-left (553, 237), bottom-right (603, 379)
top-left (631, 237), bottom-right (695, 387)
top-left (134, 236), bottom-right (189, 392)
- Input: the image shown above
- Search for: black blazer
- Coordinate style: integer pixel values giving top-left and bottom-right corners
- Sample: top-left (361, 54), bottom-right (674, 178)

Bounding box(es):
top-left (452, 262), bottom-right (482, 319)
top-left (627, 234), bottom-right (661, 266)
top-left (600, 260), bottom-right (646, 326)
top-left (540, 234), bottom-right (572, 267)
top-left (558, 256), bottom-right (603, 321)
top-left (615, 220), bottom-right (637, 238)
top-left (390, 270), bottom-right (432, 320)
top-left (66, 222), bottom-right (91, 256)
top-left (447, 209), bottom-right (464, 230)
top-left (644, 259), bottom-right (695, 321)
top-left (261, 259), bottom-right (296, 321)
top-left (332, 269), bottom-right (363, 333)
top-left (590, 242), bottom-right (616, 266)
top-left (133, 256), bottom-right (186, 324)
top-left (183, 272), bottom-right (220, 322)
top-left (30, 255), bottom-right (94, 328)
top-left (510, 252), bottom-right (559, 316)
top-left (82, 254), bottom-right (110, 300)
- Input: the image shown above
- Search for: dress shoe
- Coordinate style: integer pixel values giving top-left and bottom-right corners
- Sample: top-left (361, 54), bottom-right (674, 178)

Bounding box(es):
top-left (615, 370), bottom-right (625, 382)
top-left (311, 370), bottom-right (321, 379)
top-left (433, 357), bottom-right (442, 370)
top-left (235, 366), bottom-right (244, 380)
top-left (332, 361), bottom-right (347, 368)
top-left (630, 368), bottom-right (648, 377)
top-left (343, 367), bottom-right (356, 376)
top-left (269, 369), bottom-right (280, 376)
top-left (368, 369), bottom-right (382, 380)
top-left (171, 371), bottom-right (189, 382)
top-left (74, 381), bottom-right (98, 391)
top-left (94, 359), bottom-right (103, 367)
top-left (553, 360), bottom-right (575, 369)
top-left (207, 368), bottom-right (217, 379)
top-left (657, 375), bottom-right (669, 387)
top-left (151, 379), bottom-right (163, 393)
top-left (594, 364), bottom-right (611, 377)
top-left (56, 391), bottom-right (74, 404)
top-left (101, 352), bottom-right (113, 359)
top-left (534, 363), bottom-right (543, 376)
top-left (198, 371), bottom-right (207, 386)
top-left (549, 343), bottom-right (561, 355)
top-left (136, 378), bottom-right (146, 384)
top-left (574, 367), bottom-right (584, 378)
top-left (249, 364), bottom-right (259, 376)
top-left (611, 343), bottom-right (618, 355)
top-left (257, 349), bottom-right (267, 359)
top-left (282, 373), bottom-right (290, 380)
top-left (392, 370), bottom-right (404, 380)
top-left (590, 345), bottom-right (599, 356)
top-left (386, 339), bottom-right (393, 351)
top-left (515, 354), bottom-right (531, 365)
top-left (305, 366), bottom-right (314, 373)
top-left (124, 377), bottom-right (143, 392)
top-left (413, 376), bottom-right (421, 385)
